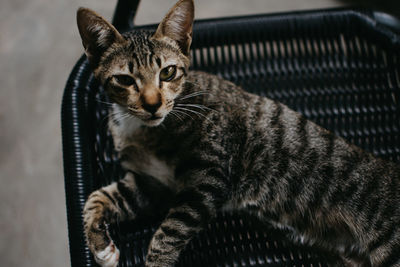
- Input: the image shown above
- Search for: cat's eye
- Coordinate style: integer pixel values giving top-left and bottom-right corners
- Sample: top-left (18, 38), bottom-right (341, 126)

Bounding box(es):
top-left (159, 65), bottom-right (177, 82)
top-left (114, 75), bottom-right (135, 86)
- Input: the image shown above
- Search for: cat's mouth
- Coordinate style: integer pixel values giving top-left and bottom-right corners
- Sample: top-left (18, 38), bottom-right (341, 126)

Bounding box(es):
top-left (143, 115), bottom-right (165, 126)
top-left (126, 107), bottom-right (165, 126)
top-left (149, 115), bottom-right (162, 120)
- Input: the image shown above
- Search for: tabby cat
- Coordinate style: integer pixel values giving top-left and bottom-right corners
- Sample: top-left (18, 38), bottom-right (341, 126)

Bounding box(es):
top-left (76, 0), bottom-right (400, 266)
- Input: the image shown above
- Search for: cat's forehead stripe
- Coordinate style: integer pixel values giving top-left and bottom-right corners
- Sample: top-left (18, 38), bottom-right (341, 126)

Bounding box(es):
top-left (126, 31), bottom-right (153, 53)
top-left (129, 62), bottom-right (134, 73)
top-left (156, 57), bottom-right (162, 68)
top-left (130, 53), bottom-right (139, 66)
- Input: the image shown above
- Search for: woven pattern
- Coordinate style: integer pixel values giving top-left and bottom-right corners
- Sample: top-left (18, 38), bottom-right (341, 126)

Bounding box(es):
top-left (62, 9), bottom-right (400, 267)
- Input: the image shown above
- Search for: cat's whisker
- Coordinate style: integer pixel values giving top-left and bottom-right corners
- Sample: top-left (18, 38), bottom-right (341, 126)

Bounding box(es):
top-left (178, 92), bottom-right (210, 101)
top-left (102, 105), bottom-right (142, 126)
top-left (172, 108), bottom-right (195, 121)
top-left (107, 110), bottom-right (126, 120)
top-left (169, 111), bottom-right (184, 122)
top-left (177, 91), bottom-right (210, 101)
top-left (108, 110), bottom-right (124, 117)
top-left (174, 106), bottom-right (214, 124)
top-left (95, 98), bottom-right (114, 106)
top-left (176, 103), bottom-right (218, 113)
top-left (112, 116), bottom-right (127, 126)
top-left (113, 112), bottom-right (134, 125)
top-left (176, 103), bottom-right (207, 111)
top-left (172, 110), bottom-right (183, 120)
top-left (178, 90), bottom-right (207, 98)
top-left (101, 110), bottom-right (123, 125)
top-left (126, 107), bottom-right (142, 117)
top-left (114, 117), bottom-right (131, 126)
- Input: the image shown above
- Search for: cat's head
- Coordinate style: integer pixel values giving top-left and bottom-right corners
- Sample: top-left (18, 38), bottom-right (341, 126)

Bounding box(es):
top-left (77, 0), bottom-right (194, 126)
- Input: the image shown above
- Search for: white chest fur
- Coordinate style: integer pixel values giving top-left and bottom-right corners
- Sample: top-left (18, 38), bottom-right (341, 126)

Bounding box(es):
top-left (109, 104), bottom-right (177, 189)
top-left (109, 104), bottom-right (143, 148)
top-left (121, 152), bottom-right (176, 188)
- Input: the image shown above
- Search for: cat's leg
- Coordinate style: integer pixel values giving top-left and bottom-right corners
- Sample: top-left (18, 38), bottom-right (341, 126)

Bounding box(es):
top-left (83, 171), bottom-right (172, 267)
top-left (83, 172), bottom-right (136, 266)
top-left (145, 176), bottom-right (227, 267)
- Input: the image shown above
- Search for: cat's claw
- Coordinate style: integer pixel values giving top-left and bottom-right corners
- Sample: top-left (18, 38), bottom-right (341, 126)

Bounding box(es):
top-left (94, 242), bottom-right (120, 267)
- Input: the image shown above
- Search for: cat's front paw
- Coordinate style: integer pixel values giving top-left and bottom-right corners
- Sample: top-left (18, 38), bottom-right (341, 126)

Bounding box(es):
top-left (84, 219), bottom-right (120, 267)
top-left (94, 241), bottom-right (120, 267)
top-left (83, 197), bottom-right (120, 267)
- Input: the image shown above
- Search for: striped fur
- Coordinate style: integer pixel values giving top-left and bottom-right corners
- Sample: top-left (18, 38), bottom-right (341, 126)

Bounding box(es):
top-left (78, 0), bottom-right (400, 266)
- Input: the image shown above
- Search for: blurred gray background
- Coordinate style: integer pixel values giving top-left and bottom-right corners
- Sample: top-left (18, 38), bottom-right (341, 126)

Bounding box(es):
top-left (1, 0), bottom-right (399, 266)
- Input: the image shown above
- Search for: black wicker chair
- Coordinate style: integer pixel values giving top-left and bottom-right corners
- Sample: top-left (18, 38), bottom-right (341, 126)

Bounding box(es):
top-left (62, 1), bottom-right (400, 266)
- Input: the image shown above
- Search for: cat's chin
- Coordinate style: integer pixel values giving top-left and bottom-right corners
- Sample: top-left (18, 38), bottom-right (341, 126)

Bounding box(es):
top-left (142, 116), bottom-right (165, 127)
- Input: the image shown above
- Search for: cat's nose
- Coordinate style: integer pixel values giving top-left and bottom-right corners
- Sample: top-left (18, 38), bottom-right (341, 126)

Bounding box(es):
top-left (143, 101), bottom-right (162, 114)
top-left (141, 90), bottom-right (162, 114)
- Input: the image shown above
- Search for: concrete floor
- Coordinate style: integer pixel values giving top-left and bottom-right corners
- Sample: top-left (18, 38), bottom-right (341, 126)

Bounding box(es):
top-left (1, 0), bottom-right (399, 266)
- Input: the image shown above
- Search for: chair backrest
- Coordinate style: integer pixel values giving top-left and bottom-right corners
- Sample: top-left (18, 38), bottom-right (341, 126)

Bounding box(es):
top-left (112, 0), bottom-right (140, 32)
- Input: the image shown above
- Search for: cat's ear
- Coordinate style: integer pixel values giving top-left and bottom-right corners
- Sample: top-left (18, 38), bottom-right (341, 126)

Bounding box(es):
top-left (153, 0), bottom-right (194, 56)
top-left (77, 8), bottom-right (125, 66)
